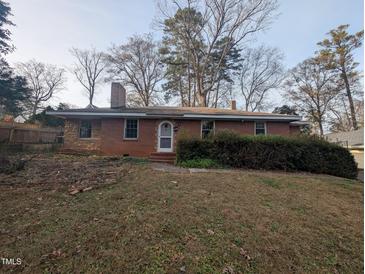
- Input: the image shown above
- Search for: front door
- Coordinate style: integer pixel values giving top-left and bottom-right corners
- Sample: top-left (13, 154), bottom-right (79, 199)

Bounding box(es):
top-left (158, 121), bottom-right (173, 152)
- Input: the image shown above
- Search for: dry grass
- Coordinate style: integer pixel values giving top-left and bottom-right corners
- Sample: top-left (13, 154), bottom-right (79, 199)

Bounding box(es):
top-left (0, 154), bottom-right (363, 273)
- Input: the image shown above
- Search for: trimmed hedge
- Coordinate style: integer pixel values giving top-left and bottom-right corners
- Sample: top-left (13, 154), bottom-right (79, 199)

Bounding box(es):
top-left (179, 158), bottom-right (221, 169)
top-left (176, 131), bottom-right (358, 179)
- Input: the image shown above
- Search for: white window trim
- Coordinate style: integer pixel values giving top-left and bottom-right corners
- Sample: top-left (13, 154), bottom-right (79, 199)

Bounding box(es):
top-left (201, 120), bottom-right (215, 139)
top-left (124, 118), bottom-right (139, 140)
top-left (254, 121), bottom-right (267, 136)
top-left (79, 120), bottom-right (93, 139)
top-left (158, 121), bottom-right (174, 152)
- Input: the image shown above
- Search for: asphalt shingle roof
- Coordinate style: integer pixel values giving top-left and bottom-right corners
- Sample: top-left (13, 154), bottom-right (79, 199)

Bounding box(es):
top-left (49, 106), bottom-right (300, 118)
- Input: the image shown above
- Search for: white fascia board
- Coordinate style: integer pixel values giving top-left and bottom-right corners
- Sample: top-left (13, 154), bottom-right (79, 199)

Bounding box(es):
top-left (183, 114), bottom-right (301, 121)
top-left (46, 111), bottom-right (301, 121)
top-left (46, 111), bottom-right (147, 117)
top-left (290, 121), bottom-right (310, 125)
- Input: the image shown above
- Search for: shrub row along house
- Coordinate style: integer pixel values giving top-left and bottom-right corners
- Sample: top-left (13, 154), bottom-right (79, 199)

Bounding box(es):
top-left (48, 83), bottom-right (305, 161)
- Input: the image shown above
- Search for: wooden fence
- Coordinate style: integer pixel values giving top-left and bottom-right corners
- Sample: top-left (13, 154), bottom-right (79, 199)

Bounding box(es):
top-left (0, 122), bottom-right (63, 144)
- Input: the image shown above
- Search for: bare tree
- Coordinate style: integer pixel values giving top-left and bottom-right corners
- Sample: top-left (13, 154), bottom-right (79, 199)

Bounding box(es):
top-left (283, 57), bottom-right (340, 136)
top-left (157, 0), bottom-right (278, 107)
top-left (208, 80), bottom-right (234, 108)
top-left (106, 34), bottom-right (164, 107)
top-left (16, 60), bottom-right (66, 117)
top-left (70, 47), bottom-right (107, 108)
top-left (238, 46), bottom-right (284, 111)
top-left (329, 97), bottom-right (364, 132)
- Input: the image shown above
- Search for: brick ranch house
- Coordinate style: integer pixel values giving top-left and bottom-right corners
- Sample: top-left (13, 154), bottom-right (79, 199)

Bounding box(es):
top-left (48, 83), bottom-right (305, 161)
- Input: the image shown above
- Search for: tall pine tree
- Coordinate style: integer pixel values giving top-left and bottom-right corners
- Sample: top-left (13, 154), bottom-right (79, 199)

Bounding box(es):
top-left (0, 1), bottom-right (29, 117)
top-left (160, 7), bottom-right (241, 107)
top-left (0, 0), bottom-right (14, 55)
top-left (317, 25), bottom-right (364, 130)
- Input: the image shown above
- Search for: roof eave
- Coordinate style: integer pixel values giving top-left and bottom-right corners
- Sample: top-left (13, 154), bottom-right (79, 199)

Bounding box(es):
top-left (47, 111), bottom-right (301, 122)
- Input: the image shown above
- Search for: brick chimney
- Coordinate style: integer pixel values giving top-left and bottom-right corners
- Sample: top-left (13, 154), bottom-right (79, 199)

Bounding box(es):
top-left (111, 82), bottom-right (126, 108)
top-left (231, 100), bottom-right (237, 110)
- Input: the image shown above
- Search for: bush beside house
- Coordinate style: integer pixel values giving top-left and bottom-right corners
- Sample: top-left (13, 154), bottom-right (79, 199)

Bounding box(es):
top-left (179, 158), bottom-right (221, 169)
top-left (176, 131), bottom-right (358, 179)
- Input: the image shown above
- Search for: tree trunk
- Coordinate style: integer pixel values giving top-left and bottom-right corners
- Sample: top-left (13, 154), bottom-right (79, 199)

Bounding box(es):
top-left (187, 57), bottom-right (192, 107)
top-left (319, 121), bottom-right (324, 136)
top-left (197, 93), bottom-right (206, 107)
top-left (145, 92), bottom-right (150, 106)
top-left (197, 85), bottom-right (206, 107)
top-left (192, 82), bottom-right (196, 107)
top-left (89, 91), bottom-right (94, 106)
top-left (342, 68), bottom-right (358, 130)
top-left (32, 103), bottom-right (38, 117)
top-left (213, 81), bottom-right (220, 108)
top-left (244, 97), bottom-right (250, 111)
top-left (179, 79), bottom-right (185, 106)
top-left (195, 70), bottom-right (207, 107)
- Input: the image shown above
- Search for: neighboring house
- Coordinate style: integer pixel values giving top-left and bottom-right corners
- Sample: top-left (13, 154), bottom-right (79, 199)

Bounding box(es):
top-left (325, 129), bottom-right (364, 169)
top-left (48, 83), bottom-right (304, 160)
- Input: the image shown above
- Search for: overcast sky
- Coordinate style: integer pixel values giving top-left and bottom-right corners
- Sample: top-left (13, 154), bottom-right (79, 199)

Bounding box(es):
top-left (6, 0), bottom-right (364, 109)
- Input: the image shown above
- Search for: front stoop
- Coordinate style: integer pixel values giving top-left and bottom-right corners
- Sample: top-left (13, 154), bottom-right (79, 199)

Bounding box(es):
top-left (149, 152), bottom-right (176, 164)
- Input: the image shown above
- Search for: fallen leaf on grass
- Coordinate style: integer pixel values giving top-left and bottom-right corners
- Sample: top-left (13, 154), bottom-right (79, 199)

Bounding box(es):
top-left (52, 249), bottom-right (62, 257)
top-left (82, 186), bottom-right (93, 192)
top-left (240, 248), bottom-right (251, 261)
top-left (223, 266), bottom-right (234, 274)
top-left (69, 189), bottom-right (79, 195)
top-left (41, 249), bottom-right (63, 260)
top-left (69, 186), bottom-right (93, 195)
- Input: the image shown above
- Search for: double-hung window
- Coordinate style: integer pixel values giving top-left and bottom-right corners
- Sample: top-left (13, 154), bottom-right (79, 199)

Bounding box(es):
top-left (124, 119), bottom-right (138, 139)
top-left (79, 120), bottom-right (92, 138)
top-left (255, 122), bottom-right (266, 135)
top-left (201, 120), bottom-right (214, 139)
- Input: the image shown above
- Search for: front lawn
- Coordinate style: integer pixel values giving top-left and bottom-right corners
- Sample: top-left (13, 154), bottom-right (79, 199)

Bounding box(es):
top-left (0, 154), bottom-right (363, 273)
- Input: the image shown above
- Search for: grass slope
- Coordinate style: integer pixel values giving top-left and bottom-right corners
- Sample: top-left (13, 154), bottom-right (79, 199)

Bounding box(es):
top-left (0, 155), bottom-right (363, 273)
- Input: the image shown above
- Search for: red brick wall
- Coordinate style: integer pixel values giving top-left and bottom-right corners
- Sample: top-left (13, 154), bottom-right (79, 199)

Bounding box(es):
top-left (175, 120), bottom-right (201, 138)
top-left (289, 125), bottom-right (301, 135)
top-left (215, 120), bottom-right (254, 135)
top-left (100, 118), bottom-right (158, 157)
top-left (100, 119), bottom-right (204, 156)
top-left (266, 122), bottom-right (291, 136)
top-left (63, 118), bottom-right (296, 156)
top-left (63, 119), bottom-right (101, 152)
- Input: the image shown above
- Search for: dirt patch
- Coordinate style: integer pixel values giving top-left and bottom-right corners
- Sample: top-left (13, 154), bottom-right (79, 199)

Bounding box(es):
top-left (0, 154), bottom-right (141, 193)
top-left (0, 154), bottom-right (30, 174)
top-left (150, 162), bottom-right (190, 173)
